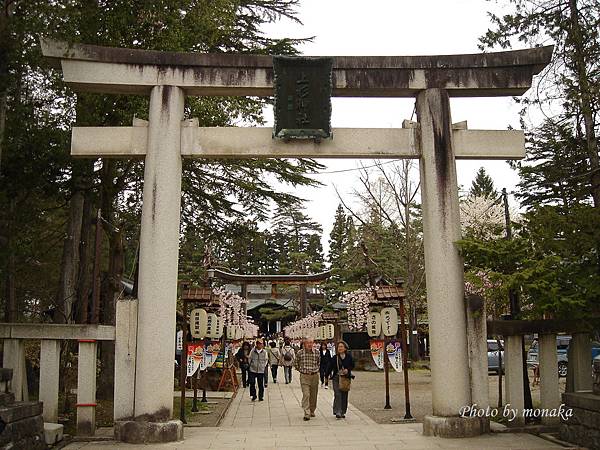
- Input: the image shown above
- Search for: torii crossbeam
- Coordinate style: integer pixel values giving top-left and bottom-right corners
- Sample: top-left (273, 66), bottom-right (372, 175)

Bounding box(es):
top-left (42, 40), bottom-right (552, 442)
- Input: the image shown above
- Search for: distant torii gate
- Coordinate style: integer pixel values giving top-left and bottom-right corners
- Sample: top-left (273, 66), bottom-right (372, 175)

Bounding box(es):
top-left (41, 40), bottom-right (552, 442)
top-left (208, 268), bottom-right (332, 320)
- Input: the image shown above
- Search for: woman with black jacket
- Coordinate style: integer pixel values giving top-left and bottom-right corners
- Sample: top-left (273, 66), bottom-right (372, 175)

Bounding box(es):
top-left (319, 342), bottom-right (331, 389)
top-left (329, 340), bottom-right (355, 419)
top-left (235, 341), bottom-right (251, 388)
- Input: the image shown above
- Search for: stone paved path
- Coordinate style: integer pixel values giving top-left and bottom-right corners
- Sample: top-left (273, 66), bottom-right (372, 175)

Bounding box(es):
top-left (66, 373), bottom-right (567, 449)
top-left (220, 375), bottom-right (374, 428)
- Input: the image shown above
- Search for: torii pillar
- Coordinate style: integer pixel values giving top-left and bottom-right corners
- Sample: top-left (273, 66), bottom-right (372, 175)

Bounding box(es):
top-left (134, 85), bottom-right (184, 423)
top-left (417, 89), bottom-right (484, 436)
top-left (41, 39), bottom-right (552, 442)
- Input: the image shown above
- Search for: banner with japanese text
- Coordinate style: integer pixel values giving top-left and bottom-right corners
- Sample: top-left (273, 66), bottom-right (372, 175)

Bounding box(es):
top-left (370, 339), bottom-right (385, 369)
top-left (187, 343), bottom-right (204, 377)
top-left (386, 340), bottom-right (402, 372)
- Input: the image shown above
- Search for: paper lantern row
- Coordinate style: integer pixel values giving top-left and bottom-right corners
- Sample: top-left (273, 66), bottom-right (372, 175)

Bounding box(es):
top-left (367, 308), bottom-right (398, 337)
top-left (226, 325), bottom-right (247, 340)
top-left (287, 324), bottom-right (335, 340)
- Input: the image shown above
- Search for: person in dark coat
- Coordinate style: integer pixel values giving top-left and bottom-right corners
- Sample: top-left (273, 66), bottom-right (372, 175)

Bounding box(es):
top-left (319, 342), bottom-right (331, 389)
top-left (329, 340), bottom-right (355, 419)
top-left (235, 341), bottom-right (251, 388)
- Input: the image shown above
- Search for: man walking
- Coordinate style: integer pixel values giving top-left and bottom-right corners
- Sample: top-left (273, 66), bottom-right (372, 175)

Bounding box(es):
top-left (248, 339), bottom-right (268, 401)
top-left (294, 337), bottom-right (320, 421)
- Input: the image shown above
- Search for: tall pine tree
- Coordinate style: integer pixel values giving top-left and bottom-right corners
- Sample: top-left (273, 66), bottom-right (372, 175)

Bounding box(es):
top-left (469, 167), bottom-right (498, 198)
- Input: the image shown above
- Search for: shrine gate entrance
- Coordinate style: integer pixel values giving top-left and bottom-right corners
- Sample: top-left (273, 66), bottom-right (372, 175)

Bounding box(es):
top-left (42, 40), bottom-right (552, 442)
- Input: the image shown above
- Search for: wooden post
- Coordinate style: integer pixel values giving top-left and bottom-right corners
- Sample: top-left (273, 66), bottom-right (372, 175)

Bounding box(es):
top-left (179, 300), bottom-right (188, 424)
top-left (399, 299), bottom-right (412, 419)
top-left (384, 337), bottom-right (391, 409)
top-left (192, 370), bottom-right (199, 412)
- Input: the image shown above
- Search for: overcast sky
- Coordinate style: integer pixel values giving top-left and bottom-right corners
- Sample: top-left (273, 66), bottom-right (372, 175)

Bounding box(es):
top-left (259, 0), bottom-right (528, 255)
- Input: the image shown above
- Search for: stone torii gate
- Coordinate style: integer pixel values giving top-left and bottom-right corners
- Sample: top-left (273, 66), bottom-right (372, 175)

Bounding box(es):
top-left (42, 40), bottom-right (552, 442)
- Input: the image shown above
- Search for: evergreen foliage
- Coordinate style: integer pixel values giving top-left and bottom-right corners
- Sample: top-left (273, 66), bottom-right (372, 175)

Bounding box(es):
top-left (469, 167), bottom-right (498, 199)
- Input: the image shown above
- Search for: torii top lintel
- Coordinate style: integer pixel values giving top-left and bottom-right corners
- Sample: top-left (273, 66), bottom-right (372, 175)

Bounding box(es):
top-left (210, 268), bottom-right (331, 285)
top-left (41, 40), bottom-right (553, 98)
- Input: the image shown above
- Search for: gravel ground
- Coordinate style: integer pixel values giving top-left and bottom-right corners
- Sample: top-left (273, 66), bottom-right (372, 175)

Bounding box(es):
top-left (348, 369), bottom-right (567, 424)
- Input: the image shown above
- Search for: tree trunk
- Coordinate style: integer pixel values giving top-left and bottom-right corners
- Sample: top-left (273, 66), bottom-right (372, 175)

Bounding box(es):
top-left (4, 198), bottom-right (16, 322)
top-left (567, 0), bottom-right (600, 209)
top-left (97, 228), bottom-right (123, 399)
top-left (57, 189), bottom-right (85, 323)
top-left (97, 160), bottom-right (124, 399)
top-left (57, 92), bottom-right (98, 323)
top-left (567, 0), bottom-right (600, 275)
top-left (0, 0), bottom-right (15, 174)
top-left (76, 191), bottom-right (94, 323)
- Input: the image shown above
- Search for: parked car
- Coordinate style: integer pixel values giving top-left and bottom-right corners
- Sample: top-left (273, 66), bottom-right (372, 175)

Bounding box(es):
top-left (526, 335), bottom-right (600, 378)
top-left (487, 339), bottom-right (504, 374)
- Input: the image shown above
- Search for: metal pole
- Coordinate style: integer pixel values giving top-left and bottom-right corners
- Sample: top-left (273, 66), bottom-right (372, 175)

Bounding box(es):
top-left (399, 299), bottom-right (412, 419)
top-left (91, 209), bottom-right (102, 324)
top-left (497, 337), bottom-right (503, 408)
top-left (384, 337), bottom-right (391, 409)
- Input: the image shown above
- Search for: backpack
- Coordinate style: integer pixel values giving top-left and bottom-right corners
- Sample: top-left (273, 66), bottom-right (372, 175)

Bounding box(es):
top-left (283, 348), bottom-right (293, 362)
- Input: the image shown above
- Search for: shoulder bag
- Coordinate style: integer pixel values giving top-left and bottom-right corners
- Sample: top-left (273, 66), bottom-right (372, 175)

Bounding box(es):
top-left (337, 356), bottom-right (351, 392)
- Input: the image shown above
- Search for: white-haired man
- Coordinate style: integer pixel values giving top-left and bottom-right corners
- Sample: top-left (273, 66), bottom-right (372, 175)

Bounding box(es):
top-left (294, 337), bottom-right (320, 420)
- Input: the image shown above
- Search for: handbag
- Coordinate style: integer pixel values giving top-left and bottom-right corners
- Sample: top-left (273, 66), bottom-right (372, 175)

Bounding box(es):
top-left (337, 356), bottom-right (351, 392)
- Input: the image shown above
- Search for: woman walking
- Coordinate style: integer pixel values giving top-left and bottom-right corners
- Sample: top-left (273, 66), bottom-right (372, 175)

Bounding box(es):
top-left (330, 341), bottom-right (355, 419)
top-left (281, 338), bottom-right (295, 384)
top-left (235, 341), bottom-right (251, 388)
top-left (268, 341), bottom-right (282, 383)
top-left (319, 342), bottom-right (331, 389)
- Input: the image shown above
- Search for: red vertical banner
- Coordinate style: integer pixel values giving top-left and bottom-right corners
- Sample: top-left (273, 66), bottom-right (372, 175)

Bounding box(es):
top-left (187, 343), bottom-right (204, 376)
top-left (370, 339), bottom-right (385, 369)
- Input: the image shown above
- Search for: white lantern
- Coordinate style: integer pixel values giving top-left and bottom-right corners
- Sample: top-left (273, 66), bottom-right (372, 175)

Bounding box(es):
top-left (381, 307), bottom-right (398, 337)
top-left (317, 326), bottom-right (324, 340)
top-left (235, 326), bottom-right (244, 340)
top-left (324, 324), bottom-right (335, 340)
top-left (367, 311), bottom-right (382, 337)
top-left (190, 308), bottom-right (208, 339)
top-left (226, 324), bottom-right (235, 340)
top-left (206, 313), bottom-right (223, 338)
top-left (214, 314), bottom-right (223, 338)
top-left (176, 330), bottom-right (183, 351)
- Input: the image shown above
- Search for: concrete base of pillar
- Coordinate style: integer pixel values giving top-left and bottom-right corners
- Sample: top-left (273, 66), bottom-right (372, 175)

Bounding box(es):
top-left (114, 419), bottom-right (183, 444)
top-left (423, 415), bottom-right (489, 438)
top-left (44, 423), bottom-right (64, 445)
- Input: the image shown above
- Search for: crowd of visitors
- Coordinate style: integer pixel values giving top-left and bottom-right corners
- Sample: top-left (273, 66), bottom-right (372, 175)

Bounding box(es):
top-left (235, 335), bottom-right (354, 421)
